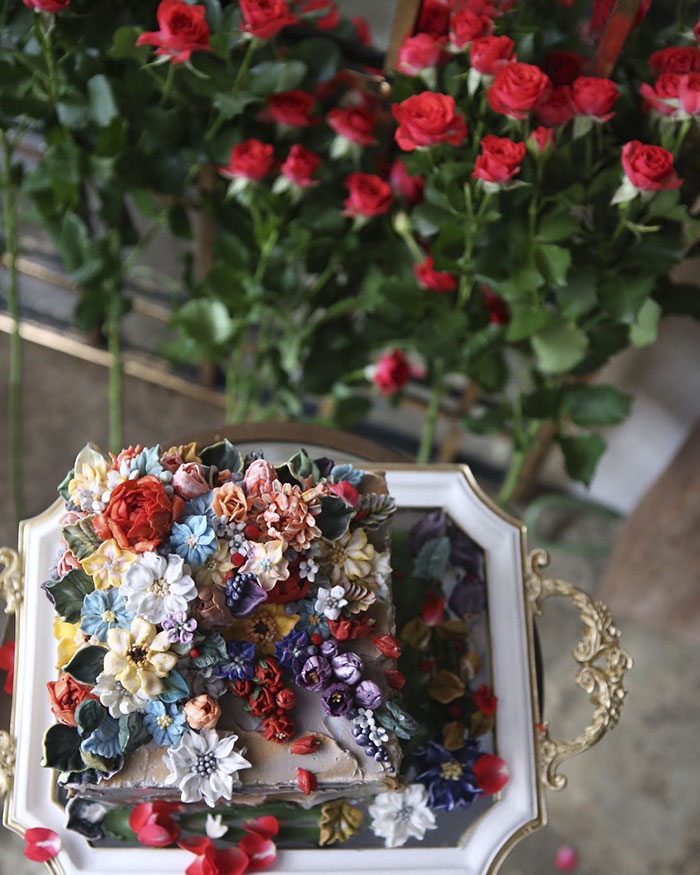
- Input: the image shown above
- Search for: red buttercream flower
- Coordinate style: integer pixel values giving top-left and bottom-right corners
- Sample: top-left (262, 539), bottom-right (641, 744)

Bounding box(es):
top-left (371, 634), bottom-right (401, 659)
top-left (473, 682), bottom-right (498, 716)
top-left (385, 669), bottom-right (406, 690)
top-left (449, 9), bottom-right (492, 50)
top-left (254, 657), bottom-right (283, 691)
top-left (93, 474), bottom-right (182, 552)
top-left (473, 134), bottom-right (526, 184)
top-left (393, 92), bottom-right (468, 150)
top-left (389, 158), bottom-right (424, 205)
top-left (640, 74), bottom-right (681, 116)
top-left (534, 85), bottom-right (574, 127)
top-left (267, 90), bottom-right (316, 126)
top-left (487, 63), bottom-right (551, 119)
top-left (327, 105), bottom-right (376, 145)
top-left (398, 33), bottom-right (445, 76)
top-left (569, 76), bottom-right (619, 121)
top-left (621, 140), bottom-right (682, 191)
top-left (232, 678), bottom-right (253, 697)
top-left (280, 144), bottom-right (320, 188)
top-left (649, 46), bottom-right (700, 77)
top-left (327, 480), bottom-right (360, 506)
top-left (275, 687), bottom-right (297, 711)
top-left (296, 767), bottom-right (317, 795)
top-left (469, 35), bottom-right (515, 76)
top-left (46, 672), bottom-right (98, 727)
top-left (179, 836), bottom-right (249, 875)
top-left (474, 753), bottom-right (509, 794)
top-left (136, 0), bottom-right (211, 64)
top-left (24, 828), bottom-right (61, 863)
top-left (300, 0), bottom-right (339, 30)
top-left (0, 639), bottom-right (14, 694)
top-left (372, 349), bottom-right (411, 395)
top-left (344, 172), bottom-right (393, 218)
top-left (249, 686), bottom-right (277, 716)
top-left (414, 255), bottom-right (457, 293)
top-left (265, 569), bottom-right (310, 604)
top-left (219, 139), bottom-right (275, 182)
top-left (263, 712), bottom-right (295, 743)
top-left (291, 734), bottom-right (320, 754)
top-left (129, 802), bottom-right (181, 847)
top-left (421, 591), bottom-right (446, 626)
top-left (239, 0), bottom-right (297, 39)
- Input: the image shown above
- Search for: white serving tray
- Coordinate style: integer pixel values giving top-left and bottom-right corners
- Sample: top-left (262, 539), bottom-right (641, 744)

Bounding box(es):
top-left (2, 463), bottom-right (631, 874)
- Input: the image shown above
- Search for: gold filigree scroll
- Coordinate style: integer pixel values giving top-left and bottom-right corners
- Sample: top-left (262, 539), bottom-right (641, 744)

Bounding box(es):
top-left (0, 547), bottom-right (22, 614)
top-left (0, 731), bottom-right (16, 798)
top-left (526, 548), bottom-right (632, 791)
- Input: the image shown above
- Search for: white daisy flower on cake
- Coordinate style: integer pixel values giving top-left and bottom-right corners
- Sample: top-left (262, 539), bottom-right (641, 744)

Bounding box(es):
top-left (314, 585), bottom-right (348, 620)
top-left (120, 553), bottom-right (197, 624)
top-left (92, 672), bottom-right (151, 718)
top-left (164, 729), bottom-right (251, 807)
top-left (368, 783), bottom-right (437, 848)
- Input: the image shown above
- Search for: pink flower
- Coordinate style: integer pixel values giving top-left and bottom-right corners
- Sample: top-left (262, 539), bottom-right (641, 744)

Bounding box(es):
top-left (528, 126), bottom-right (554, 152)
top-left (472, 134), bottom-right (526, 184)
top-left (280, 144), bottom-right (320, 187)
top-left (397, 33), bottom-right (445, 76)
top-left (473, 753), bottom-right (509, 794)
top-left (640, 74), bottom-right (681, 116)
top-left (568, 76), bottom-right (619, 121)
top-left (327, 105), bottom-right (376, 145)
top-left (389, 158), bottom-right (424, 205)
top-left (24, 828), bottom-right (61, 863)
top-left (373, 349), bottom-right (411, 395)
top-left (327, 481), bottom-right (360, 506)
top-left (343, 172), bottom-right (393, 217)
top-left (136, 0), bottom-right (211, 65)
top-left (554, 845), bottom-right (579, 871)
top-left (243, 459), bottom-right (279, 497)
top-left (219, 139), bottom-right (275, 181)
top-left (130, 802), bottom-right (181, 847)
top-left (621, 140), bottom-right (682, 191)
top-left (469, 35), bottom-right (515, 76)
top-left (172, 462), bottom-right (210, 499)
top-left (679, 73), bottom-right (700, 115)
top-left (392, 92), bottom-right (468, 150)
top-left (239, 0), bottom-right (297, 39)
top-left (449, 8), bottom-right (492, 50)
top-left (414, 255), bottom-right (457, 293)
top-left (487, 62), bottom-right (551, 119)
top-left (22, 0), bottom-right (70, 11)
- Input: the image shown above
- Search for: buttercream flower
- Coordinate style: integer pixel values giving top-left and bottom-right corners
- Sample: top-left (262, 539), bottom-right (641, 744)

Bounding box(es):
top-left (355, 679), bottom-right (383, 709)
top-left (191, 583), bottom-right (233, 629)
top-left (368, 784), bottom-right (437, 848)
top-left (195, 538), bottom-right (234, 589)
top-left (143, 699), bottom-right (187, 746)
top-left (136, 0), bottom-right (211, 65)
top-left (211, 482), bottom-right (250, 523)
top-left (289, 599), bottom-right (330, 639)
top-left (331, 652), bottom-right (363, 685)
top-left (239, 540), bottom-right (289, 591)
top-left (93, 475), bottom-right (182, 553)
top-left (81, 713), bottom-right (121, 759)
top-left (68, 444), bottom-right (110, 513)
top-left (170, 515), bottom-right (217, 566)
top-left (184, 695), bottom-right (221, 730)
top-left (80, 539), bottom-right (137, 590)
top-left (218, 640), bottom-right (256, 682)
top-left (321, 682), bottom-right (354, 716)
top-left (230, 604), bottom-right (299, 655)
top-left (414, 738), bottom-right (483, 810)
top-left (316, 527), bottom-right (374, 584)
top-left (53, 617), bottom-right (83, 668)
top-left (92, 671), bottom-right (151, 717)
top-left (80, 588), bottom-right (132, 642)
top-left (296, 654), bottom-right (332, 691)
top-left (243, 459), bottom-right (279, 497)
top-left (104, 616), bottom-right (178, 696)
top-left (55, 547), bottom-right (80, 578)
top-left (263, 713), bottom-right (295, 743)
top-left (172, 462), bottom-right (210, 500)
top-left (205, 814), bottom-right (228, 840)
top-left (164, 729), bottom-right (252, 807)
top-left (121, 552), bottom-right (197, 624)
top-left (224, 572), bottom-right (268, 617)
top-left (298, 557), bottom-right (319, 580)
top-left (256, 481), bottom-right (321, 550)
top-left (162, 611), bottom-right (198, 645)
top-left (314, 585), bottom-right (348, 620)
top-left (129, 802), bottom-right (181, 847)
top-left (274, 629), bottom-right (313, 675)
top-left (47, 672), bottom-right (98, 726)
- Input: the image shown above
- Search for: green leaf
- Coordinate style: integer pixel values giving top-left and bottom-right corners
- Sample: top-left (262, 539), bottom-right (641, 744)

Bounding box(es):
top-left (414, 536), bottom-right (450, 581)
top-left (285, 449), bottom-right (320, 485)
top-left (172, 298), bottom-right (233, 347)
top-left (411, 203), bottom-right (456, 237)
top-left (45, 569), bottom-right (95, 623)
top-left (64, 645), bottom-right (106, 686)
top-left (317, 495), bottom-right (355, 541)
top-left (56, 213), bottom-right (91, 272)
top-left (556, 266), bottom-right (598, 320)
top-left (193, 632), bottom-right (229, 669)
top-left (630, 298), bottom-right (662, 347)
top-left (57, 468), bottom-right (74, 501)
top-left (535, 243), bottom-right (571, 286)
top-left (87, 75), bottom-right (118, 128)
top-left (102, 807), bottom-right (137, 841)
top-left (532, 321), bottom-right (588, 374)
top-left (213, 91), bottom-right (257, 119)
top-left (109, 26), bottom-right (149, 61)
top-left (289, 37), bottom-right (342, 82)
top-left (521, 387), bottom-right (562, 420)
top-left (158, 670), bottom-right (190, 704)
top-left (57, 98), bottom-right (90, 129)
top-left (248, 60), bottom-right (307, 95)
top-left (505, 307), bottom-right (557, 341)
top-left (600, 274), bottom-right (655, 323)
top-left (62, 517), bottom-right (102, 561)
top-left (376, 701), bottom-right (419, 740)
top-left (42, 724), bottom-right (85, 773)
top-left (537, 211), bottom-right (579, 243)
top-left (119, 712), bottom-right (152, 754)
top-left (557, 434), bottom-right (606, 486)
top-left (562, 385), bottom-right (632, 427)
top-left (656, 281), bottom-right (700, 319)
top-left (199, 439), bottom-right (243, 473)
top-left (75, 699), bottom-right (106, 739)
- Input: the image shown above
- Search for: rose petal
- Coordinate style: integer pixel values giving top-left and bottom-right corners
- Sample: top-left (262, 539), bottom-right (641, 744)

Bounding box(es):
top-left (473, 753), bottom-right (509, 794)
top-left (238, 833), bottom-right (277, 870)
top-left (24, 827), bottom-right (61, 862)
top-left (243, 815), bottom-right (279, 839)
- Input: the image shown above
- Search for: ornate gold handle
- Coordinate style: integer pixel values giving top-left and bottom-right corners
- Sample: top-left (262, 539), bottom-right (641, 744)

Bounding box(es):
top-left (526, 548), bottom-right (632, 791)
top-left (0, 547), bottom-right (20, 799)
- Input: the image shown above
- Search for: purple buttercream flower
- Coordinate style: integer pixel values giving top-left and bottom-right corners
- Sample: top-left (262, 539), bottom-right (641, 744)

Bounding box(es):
top-left (320, 639), bottom-right (339, 660)
top-left (218, 640), bottom-right (256, 681)
top-left (322, 682), bottom-right (354, 717)
top-left (225, 572), bottom-right (268, 618)
top-left (449, 576), bottom-right (486, 616)
top-left (413, 737), bottom-right (482, 811)
top-left (354, 679), bottom-right (383, 710)
top-left (331, 652), bottom-right (363, 686)
top-left (275, 629), bottom-right (315, 675)
top-left (408, 510), bottom-right (447, 554)
top-left (296, 655), bottom-right (332, 691)
top-left (313, 457), bottom-right (335, 478)
top-left (162, 611), bottom-right (198, 644)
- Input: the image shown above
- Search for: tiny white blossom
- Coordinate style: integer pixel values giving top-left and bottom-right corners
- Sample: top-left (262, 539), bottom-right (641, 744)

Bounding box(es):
top-left (314, 585), bottom-right (348, 620)
top-left (120, 553), bottom-right (197, 625)
top-left (92, 672), bottom-right (150, 718)
top-left (298, 558), bottom-right (319, 582)
top-left (164, 729), bottom-right (251, 807)
top-left (205, 813), bottom-right (229, 839)
top-left (369, 726), bottom-right (389, 745)
top-left (368, 783), bottom-right (437, 848)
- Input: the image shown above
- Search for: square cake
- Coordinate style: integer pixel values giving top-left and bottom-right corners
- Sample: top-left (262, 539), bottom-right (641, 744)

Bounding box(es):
top-left (42, 440), bottom-right (401, 809)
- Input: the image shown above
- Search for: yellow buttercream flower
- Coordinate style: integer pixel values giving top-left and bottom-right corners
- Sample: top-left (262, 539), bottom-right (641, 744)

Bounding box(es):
top-left (165, 442), bottom-right (201, 463)
top-left (104, 616), bottom-right (177, 696)
top-left (81, 539), bottom-right (136, 590)
top-left (317, 528), bottom-right (375, 584)
top-left (68, 443), bottom-right (110, 513)
top-left (195, 538), bottom-right (234, 589)
top-left (53, 617), bottom-right (85, 669)
top-left (227, 604), bottom-right (299, 655)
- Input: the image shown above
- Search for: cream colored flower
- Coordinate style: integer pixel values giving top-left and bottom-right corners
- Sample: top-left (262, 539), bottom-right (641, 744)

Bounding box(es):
top-left (317, 528), bottom-right (374, 584)
top-left (239, 540), bottom-right (289, 591)
top-left (81, 539), bottom-right (137, 590)
top-left (195, 538), bottom-right (234, 589)
top-left (104, 616), bottom-right (177, 696)
top-left (68, 443), bottom-right (111, 513)
top-left (211, 482), bottom-right (249, 523)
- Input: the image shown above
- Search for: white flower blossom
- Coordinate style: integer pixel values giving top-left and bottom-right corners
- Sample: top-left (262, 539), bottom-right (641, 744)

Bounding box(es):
top-left (298, 558), bottom-right (319, 582)
top-left (164, 729), bottom-right (251, 807)
top-left (368, 783), bottom-right (437, 848)
top-left (205, 813), bottom-right (229, 839)
top-left (314, 585), bottom-right (348, 620)
top-left (120, 553), bottom-right (197, 624)
top-left (92, 672), bottom-right (150, 718)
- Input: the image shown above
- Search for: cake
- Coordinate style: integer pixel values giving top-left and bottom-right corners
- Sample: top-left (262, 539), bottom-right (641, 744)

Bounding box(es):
top-left (42, 440), bottom-right (402, 809)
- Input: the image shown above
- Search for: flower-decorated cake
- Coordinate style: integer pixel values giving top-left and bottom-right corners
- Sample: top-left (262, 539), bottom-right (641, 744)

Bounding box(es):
top-left (42, 440), bottom-right (403, 808)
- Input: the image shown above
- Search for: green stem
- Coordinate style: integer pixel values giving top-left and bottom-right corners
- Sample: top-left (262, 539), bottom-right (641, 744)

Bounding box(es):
top-left (35, 16), bottom-right (59, 108)
top-left (417, 359), bottom-right (445, 464)
top-left (308, 250), bottom-right (342, 297)
top-left (234, 39), bottom-right (257, 89)
top-left (674, 118), bottom-right (692, 157)
top-left (225, 338), bottom-right (247, 423)
top-left (106, 292), bottom-right (123, 453)
top-left (497, 448), bottom-right (527, 507)
top-left (1, 129), bottom-right (22, 525)
top-left (160, 61), bottom-right (176, 108)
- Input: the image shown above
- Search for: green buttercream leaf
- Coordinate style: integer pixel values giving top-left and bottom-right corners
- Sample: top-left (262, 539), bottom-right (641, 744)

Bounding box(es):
top-left (57, 468), bottom-right (74, 501)
top-left (62, 517), bottom-right (102, 561)
top-left (45, 569), bottom-right (95, 623)
top-left (413, 536), bottom-right (450, 581)
top-left (158, 670), bottom-right (190, 703)
top-left (199, 439), bottom-right (244, 474)
top-left (75, 699), bottom-right (106, 739)
top-left (317, 495), bottom-right (354, 541)
top-left (119, 712), bottom-right (152, 754)
top-left (64, 645), bottom-right (106, 685)
top-left (42, 724), bottom-right (86, 773)
top-left (193, 633), bottom-right (228, 669)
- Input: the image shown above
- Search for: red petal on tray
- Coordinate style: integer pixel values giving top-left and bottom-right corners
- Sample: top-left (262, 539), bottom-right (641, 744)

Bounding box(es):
top-left (291, 735), bottom-right (321, 755)
top-left (24, 827), bottom-right (61, 862)
top-left (473, 753), bottom-right (510, 794)
top-left (243, 816), bottom-right (279, 839)
top-left (239, 832), bottom-right (277, 870)
top-left (371, 634), bottom-right (401, 659)
top-left (297, 767), bottom-right (317, 795)
top-left (0, 639), bottom-right (14, 694)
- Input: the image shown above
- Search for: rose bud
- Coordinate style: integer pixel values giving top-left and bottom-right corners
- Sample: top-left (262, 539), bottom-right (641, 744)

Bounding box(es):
top-left (275, 688), bottom-right (297, 711)
top-left (184, 695), bottom-right (221, 730)
top-left (321, 682), bottom-right (355, 717)
top-left (320, 639), bottom-right (339, 659)
top-left (172, 462), bottom-right (210, 499)
top-left (385, 669), bottom-right (406, 691)
top-left (371, 635), bottom-right (401, 659)
top-left (354, 679), bottom-right (383, 710)
top-left (331, 652), bottom-right (364, 686)
top-left (297, 767), bottom-right (317, 795)
top-left (291, 735), bottom-right (321, 755)
top-left (296, 655), bottom-right (332, 691)
top-left (262, 713), bottom-right (295, 743)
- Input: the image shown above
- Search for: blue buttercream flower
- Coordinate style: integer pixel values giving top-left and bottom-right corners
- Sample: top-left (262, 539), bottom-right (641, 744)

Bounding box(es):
top-left (218, 640), bottom-right (256, 682)
top-left (275, 629), bottom-right (315, 675)
top-left (287, 599), bottom-right (330, 639)
top-left (183, 490), bottom-right (215, 521)
top-left (170, 514), bottom-right (217, 566)
top-left (412, 738), bottom-right (483, 812)
top-left (143, 700), bottom-right (186, 746)
top-left (79, 589), bottom-right (132, 643)
top-left (81, 714), bottom-right (122, 760)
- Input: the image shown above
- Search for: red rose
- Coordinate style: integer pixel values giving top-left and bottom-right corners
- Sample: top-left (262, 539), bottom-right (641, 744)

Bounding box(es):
top-left (46, 673), bottom-right (97, 727)
top-left (469, 36), bottom-right (515, 76)
top-left (23, 0), bottom-right (70, 10)
top-left (473, 753), bottom-right (509, 794)
top-left (280, 144), bottom-right (320, 187)
top-left (473, 682), bottom-right (498, 716)
top-left (372, 349), bottom-right (411, 395)
top-left (482, 286), bottom-right (510, 324)
top-left (353, 16), bottom-right (372, 46)
top-left (543, 50), bottom-right (585, 86)
top-left (649, 46), bottom-right (700, 77)
top-left (327, 106), bottom-right (376, 145)
top-left (240, 0), bottom-right (297, 39)
top-left (398, 34), bottom-right (445, 76)
top-left (449, 9), bottom-right (492, 51)
top-left (487, 62), bottom-right (551, 119)
top-left (414, 255), bottom-right (457, 293)
top-left (265, 570), bottom-right (310, 603)
top-left (418, 0), bottom-right (450, 38)
top-left (93, 474), bottom-right (181, 552)
top-left (695, 20), bottom-right (700, 43)
top-left (392, 92), bottom-right (468, 151)
top-left (263, 713), bottom-right (295, 743)
top-left (389, 158), bottom-right (424, 205)
top-left (219, 139), bottom-right (275, 182)
top-left (267, 90), bottom-right (316, 127)
top-left (249, 686), bottom-right (277, 716)
top-left (472, 134), bottom-right (526, 184)
top-left (232, 679), bottom-right (253, 698)
top-left (679, 73), bottom-right (700, 115)
top-left (534, 85), bottom-right (574, 126)
top-left (300, 0), bottom-right (339, 30)
top-left (275, 688), bottom-right (297, 711)
top-left (172, 462), bottom-right (210, 500)
top-left (621, 140), bottom-right (682, 191)
top-left (136, 0), bottom-right (211, 65)
top-left (344, 172), bottom-right (392, 218)
top-left (569, 76), bottom-right (619, 120)
top-left (640, 74), bottom-right (680, 116)
top-left (254, 657), bottom-right (283, 691)
top-left (528, 126), bottom-right (554, 153)
top-left (129, 802), bottom-right (181, 848)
